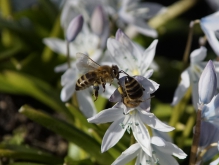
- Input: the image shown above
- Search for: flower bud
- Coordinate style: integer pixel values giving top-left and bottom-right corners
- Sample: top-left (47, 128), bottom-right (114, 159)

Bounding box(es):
top-left (199, 60), bottom-right (217, 104)
top-left (115, 29), bottom-right (134, 50)
top-left (91, 5), bottom-right (106, 36)
top-left (66, 15), bottom-right (84, 42)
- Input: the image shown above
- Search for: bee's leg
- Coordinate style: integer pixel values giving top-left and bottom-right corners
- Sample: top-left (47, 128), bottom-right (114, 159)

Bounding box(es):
top-left (109, 79), bottom-right (114, 86)
top-left (100, 77), bottom-right (106, 92)
top-left (93, 83), bottom-right (99, 101)
top-left (102, 83), bottom-right (106, 92)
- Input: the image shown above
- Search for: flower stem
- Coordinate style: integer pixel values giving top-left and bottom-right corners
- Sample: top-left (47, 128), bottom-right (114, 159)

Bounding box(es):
top-left (169, 87), bottom-right (191, 137)
top-left (148, 0), bottom-right (197, 29)
top-left (189, 109), bottom-right (201, 165)
top-left (182, 20), bottom-right (200, 67)
top-left (196, 142), bottom-right (218, 163)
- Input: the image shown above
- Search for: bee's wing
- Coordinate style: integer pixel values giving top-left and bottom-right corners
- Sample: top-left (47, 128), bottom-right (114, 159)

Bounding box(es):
top-left (75, 53), bottom-right (100, 73)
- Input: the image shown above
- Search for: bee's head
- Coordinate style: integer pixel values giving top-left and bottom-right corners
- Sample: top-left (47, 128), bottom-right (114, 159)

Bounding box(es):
top-left (112, 65), bottom-right (119, 79)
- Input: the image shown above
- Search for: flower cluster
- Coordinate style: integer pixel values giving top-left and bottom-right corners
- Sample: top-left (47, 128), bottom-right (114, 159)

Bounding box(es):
top-left (42, 1), bottom-right (219, 165)
top-left (197, 61), bottom-right (219, 164)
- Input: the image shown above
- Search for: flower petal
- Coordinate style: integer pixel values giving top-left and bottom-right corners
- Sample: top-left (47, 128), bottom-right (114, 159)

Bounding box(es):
top-left (138, 92), bottom-right (151, 112)
top-left (210, 157), bottom-right (219, 165)
top-left (152, 147), bottom-right (181, 165)
top-left (140, 39), bottom-right (158, 75)
top-left (109, 88), bottom-right (122, 102)
top-left (132, 113), bottom-right (152, 156)
top-left (202, 94), bottom-right (219, 121)
top-left (101, 117), bottom-right (126, 152)
top-left (152, 136), bottom-right (187, 159)
top-left (171, 69), bottom-right (190, 105)
top-left (152, 129), bottom-right (173, 142)
top-left (143, 69), bottom-right (154, 78)
top-left (107, 38), bottom-right (138, 74)
top-left (199, 122), bottom-right (219, 162)
top-left (140, 111), bottom-right (175, 132)
top-left (87, 106), bottom-right (124, 124)
top-left (111, 143), bottom-right (140, 165)
top-left (61, 67), bottom-right (77, 86)
top-left (76, 90), bottom-right (96, 118)
top-left (60, 80), bottom-right (76, 102)
top-left (130, 19), bottom-right (158, 38)
top-left (200, 11), bottom-right (219, 56)
top-left (43, 38), bottom-right (68, 55)
top-left (190, 46), bottom-right (207, 63)
top-left (151, 136), bottom-right (166, 146)
top-left (134, 76), bottom-right (159, 94)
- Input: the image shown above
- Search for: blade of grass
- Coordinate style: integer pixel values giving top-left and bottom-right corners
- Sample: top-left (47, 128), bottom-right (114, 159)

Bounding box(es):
top-left (19, 105), bottom-right (114, 165)
top-left (0, 70), bottom-right (74, 121)
top-left (0, 149), bottom-right (63, 164)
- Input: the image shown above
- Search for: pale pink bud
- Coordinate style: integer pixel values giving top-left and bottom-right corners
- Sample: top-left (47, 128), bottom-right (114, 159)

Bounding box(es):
top-left (66, 15), bottom-right (84, 42)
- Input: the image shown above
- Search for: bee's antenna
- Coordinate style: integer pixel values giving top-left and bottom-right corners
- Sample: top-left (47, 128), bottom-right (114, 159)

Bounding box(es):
top-left (119, 70), bottom-right (129, 76)
top-left (145, 95), bottom-right (155, 101)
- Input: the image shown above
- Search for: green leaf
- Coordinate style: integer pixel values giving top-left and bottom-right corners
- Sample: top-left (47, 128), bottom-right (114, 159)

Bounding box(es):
top-left (0, 149), bottom-right (63, 164)
top-left (64, 156), bottom-right (93, 165)
top-left (0, 43), bottom-right (24, 61)
top-left (0, 70), bottom-right (74, 120)
top-left (65, 103), bottom-right (97, 129)
top-left (0, 17), bottom-right (43, 50)
top-left (9, 163), bottom-right (50, 165)
top-left (19, 105), bottom-right (114, 165)
top-left (94, 95), bottom-right (107, 112)
top-left (9, 163), bottom-right (54, 165)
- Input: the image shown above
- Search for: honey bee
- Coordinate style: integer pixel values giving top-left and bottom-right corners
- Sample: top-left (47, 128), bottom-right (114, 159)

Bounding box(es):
top-left (75, 53), bottom-right (120, 101)
top-left (117, 73), bottom-right (145, 108)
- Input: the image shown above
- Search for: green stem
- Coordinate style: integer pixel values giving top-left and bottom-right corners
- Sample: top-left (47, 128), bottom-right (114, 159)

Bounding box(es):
top-left (148, 0), bottom-right (198, 29)
top-left (0, 0), bottom-right (13, 47)
top-left (42, 16), bottom-right (62, 62)
top-left (169, 88), bottom-right (191, 137)
top-left (179, 111), bottom-right (195, 148)
top-left (189, 109), bottom-right (201, 165)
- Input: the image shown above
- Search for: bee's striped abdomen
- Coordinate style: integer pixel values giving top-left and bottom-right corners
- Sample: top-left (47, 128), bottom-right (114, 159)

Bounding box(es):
top-left (125, 76), bottom-right (143, 99)
top-left (75, 72), bottom-right (96, 90)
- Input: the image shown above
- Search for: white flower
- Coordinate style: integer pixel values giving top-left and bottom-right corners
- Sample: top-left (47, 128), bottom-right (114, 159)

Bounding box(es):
top-left (62, 0), bottom-right (165, 38)
top-left (107, 29), bottom-right (158, 77)
top-left (112, 136), bottom-right (187, 165)
top-left (117, 1), bottom-right (165, 38)
top-left (88, 103), bottom-right (174, 156)
top-left (44, 24), bottom-right (103, 72)
top-left (200, 11), bottom-right (219, 56)
top-left (172, 46), bottom-right (219, 109)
